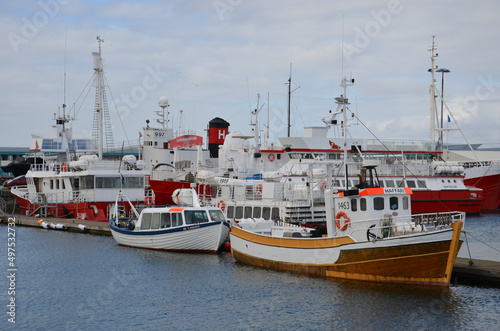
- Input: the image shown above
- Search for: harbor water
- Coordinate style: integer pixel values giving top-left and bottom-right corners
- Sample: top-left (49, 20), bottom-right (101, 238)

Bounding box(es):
top-left (1, 214), bottom-right (499, 330)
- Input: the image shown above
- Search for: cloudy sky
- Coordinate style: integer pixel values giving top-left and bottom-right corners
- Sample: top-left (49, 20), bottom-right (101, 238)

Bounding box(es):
top-left (1, 0), bottom-right (499, 149)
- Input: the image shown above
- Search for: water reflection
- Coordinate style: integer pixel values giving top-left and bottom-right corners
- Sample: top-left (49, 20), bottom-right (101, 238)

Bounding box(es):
top-left (4, 224), bottom-right (500, 330)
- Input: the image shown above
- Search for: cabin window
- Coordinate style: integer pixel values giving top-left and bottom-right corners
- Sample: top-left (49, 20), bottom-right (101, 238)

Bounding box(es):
top-left (141, 213), bottom-right (152, 230)
top-left (209, 210), bottom-right (225, 222)
top-left (374, 197), bottom-right (384, 211)
top-left (351, 199), bottom-right (357, 212)
top-left (390, 197), bottom-right (398, 210)
top-left (161, 213), bottom-right (171, 228)
top-left (360, 198), bottom-right (367, 211)
top-left (235, 206), bottom-right (243, 219)
top-left (62, 180), bottom-right (66, 190)
top-left (262, 207), bottom-right (271, 220)
top-left (184, 210), bottom-right (209, 224)
top-left (385, 180), bottom-right (395, 188)
top-left (226, 206), bottom-right (234, 218)
top-left (407, 180), bottom-right (416, 188)
top-left (332, 179), bottom-right (341, 187)
top-left (271, 207), bottom-right (280, 220)
top-left (352, 179), bottom-right (359, 188)
top-left (253, 207), bottom-right (261, 219)
top-left (403, 196), bottom-right (409, 210)
top-left (244, 206), bottom-right (252, 218)
top-left (171, 213), bottom-right (183, 226)
top-left (125, 176), bottom-right (143, 188)
top-left (151, 213), bottom-right (161, 229)
top-left (396, 180), bottom-right (404, 188)
top-left (80, 176), bottom-right (95, 189)
top-left (55, 179), bottom-right (59, 189)
top-left (417, 180), bottom-right (427, 188)
top-left (211, 186), bottom-right (218, 198)
top-left (50, 179), bottom-right (54, 189)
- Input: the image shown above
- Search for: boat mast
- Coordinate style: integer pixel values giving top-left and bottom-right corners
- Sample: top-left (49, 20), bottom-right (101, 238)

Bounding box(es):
top-left (93, 36), bottom-right (104, 160)
top-left (62, 31), bottom-right (70, 162)
top-left (251, 94), bottom-right (264, 175)
top-left (428, 36), bottom-right (438, 147)
top-left (287, 63), bottom-right (292, 137)
top-left (340, 76), bottom-right (354, 190)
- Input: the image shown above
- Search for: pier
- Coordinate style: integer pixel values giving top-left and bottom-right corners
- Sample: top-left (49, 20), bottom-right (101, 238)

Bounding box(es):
top-left (452, 257), bottom-right (500, 287)
top-left (1, 214), bottom-right (110, 236)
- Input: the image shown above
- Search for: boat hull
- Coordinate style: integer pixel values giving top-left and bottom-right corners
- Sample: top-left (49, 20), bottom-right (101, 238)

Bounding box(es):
top-left (464, 172), bottom-right (500, 211)
top-left (13, 194), bottom-right (136, 222)
top-left (149, 180), bottom-right (212, 206)
top-left (230, 221), bottom-right (463, 286)
top-left (110, 221), bottom-right (230, 253)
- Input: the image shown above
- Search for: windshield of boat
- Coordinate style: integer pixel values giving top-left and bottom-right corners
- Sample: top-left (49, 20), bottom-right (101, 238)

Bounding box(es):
top-left (184, 210), bottom-right (209, 224)
top-left (209, 210), bottom-right (225, 222)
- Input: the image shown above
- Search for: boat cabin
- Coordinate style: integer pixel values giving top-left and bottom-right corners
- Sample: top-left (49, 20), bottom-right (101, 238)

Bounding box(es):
top-left (135, 207), bottom-right (226, 231)
top-left (325, 162), bottom-right (414, 242)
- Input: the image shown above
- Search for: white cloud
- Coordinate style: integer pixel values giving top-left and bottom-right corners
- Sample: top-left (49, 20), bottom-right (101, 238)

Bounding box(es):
top-left (1, 0), bottom-right (500, 149)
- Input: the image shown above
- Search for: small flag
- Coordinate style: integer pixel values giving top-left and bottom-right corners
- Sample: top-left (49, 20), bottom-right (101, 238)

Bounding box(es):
top-left (448, 115), bottom-right (451, 122)
top-left (139, 131), bottom-right (143, 138)
top-left (121, 173), bottom-right (125, 185)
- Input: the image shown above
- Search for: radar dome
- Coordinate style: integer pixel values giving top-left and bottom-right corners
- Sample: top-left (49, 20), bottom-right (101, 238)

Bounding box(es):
top-left (158, 96), bottom-right (169, 108)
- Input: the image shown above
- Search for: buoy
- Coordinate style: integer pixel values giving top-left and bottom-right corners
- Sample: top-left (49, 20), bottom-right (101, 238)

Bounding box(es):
top-left (49, 223), bottom-right (56, 229)
top-left (223, 241), bottom-right (231, 252)
top-left (78, 224), bottom-right (87, 231)
top-left (41, 221), bottom-right (49, 229)
top-left (37, 219), bottom-right (43, 224)
top-left (55, 223), bottom-right (66, 230)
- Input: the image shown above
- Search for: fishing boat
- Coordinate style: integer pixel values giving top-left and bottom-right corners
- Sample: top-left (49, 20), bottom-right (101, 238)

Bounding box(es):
top-left (109, 188), bottom-right (230, 253)
top-left (11, 37), bottom-right (151, 221)
top-left (229, 77), bottom-right (465, 286)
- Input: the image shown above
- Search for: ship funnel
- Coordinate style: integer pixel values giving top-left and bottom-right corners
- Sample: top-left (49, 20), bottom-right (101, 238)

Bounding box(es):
top-left (208, 117), bottom-right (229, 158)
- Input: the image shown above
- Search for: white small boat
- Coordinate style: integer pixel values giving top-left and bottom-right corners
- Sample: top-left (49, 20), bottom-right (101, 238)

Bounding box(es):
top-left (109, 189), bottom-right (230, 253)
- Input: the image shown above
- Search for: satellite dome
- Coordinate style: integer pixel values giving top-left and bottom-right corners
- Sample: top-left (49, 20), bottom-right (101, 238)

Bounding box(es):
top-left (158, 96), bottom-right (169, 108)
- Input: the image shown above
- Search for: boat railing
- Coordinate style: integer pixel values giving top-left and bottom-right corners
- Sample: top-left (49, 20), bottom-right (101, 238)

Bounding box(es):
top-left (339, 211), bottom-right (464, 240)
top-left (458, 160), bottom-right (500, 168)
top-left (30, 160), bottom-right (146, 173)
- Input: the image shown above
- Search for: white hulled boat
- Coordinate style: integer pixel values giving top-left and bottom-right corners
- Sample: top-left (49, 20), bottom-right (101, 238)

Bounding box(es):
top-left (11, 37), bottom-right (151, 221)
top-left (110, 188), bottom-right (229, 253)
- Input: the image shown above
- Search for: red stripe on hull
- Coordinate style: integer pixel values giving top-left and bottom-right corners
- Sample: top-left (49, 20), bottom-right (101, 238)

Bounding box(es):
top-left (13, 196), bottom-right (137, 222)
top-left (410, 190), bottom-right (482, 214)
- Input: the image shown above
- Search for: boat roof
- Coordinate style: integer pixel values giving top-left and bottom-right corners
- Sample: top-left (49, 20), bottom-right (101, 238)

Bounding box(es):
top-left (141, 206), bottom-right (222, 213)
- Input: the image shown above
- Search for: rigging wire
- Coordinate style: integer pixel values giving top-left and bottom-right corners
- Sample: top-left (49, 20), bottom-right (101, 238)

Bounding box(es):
top-left (348, 108), bottom-right (454, 213)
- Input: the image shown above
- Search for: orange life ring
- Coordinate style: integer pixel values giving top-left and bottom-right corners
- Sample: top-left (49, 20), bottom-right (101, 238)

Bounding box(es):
top-left (255, 184), bottom-right (263, 196)
top-left (320, 181), bottom-right (327, 192)
top-left (144, 196), bottom-right (153, 206)
top-left (62, 162), bottom-right (67, 172)
top-left (268, 154), bottom-right (275, 162)
top-left (217, 200), bottom-right (225, 211)
top-left (336, 211), bottom-right (350, 231)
